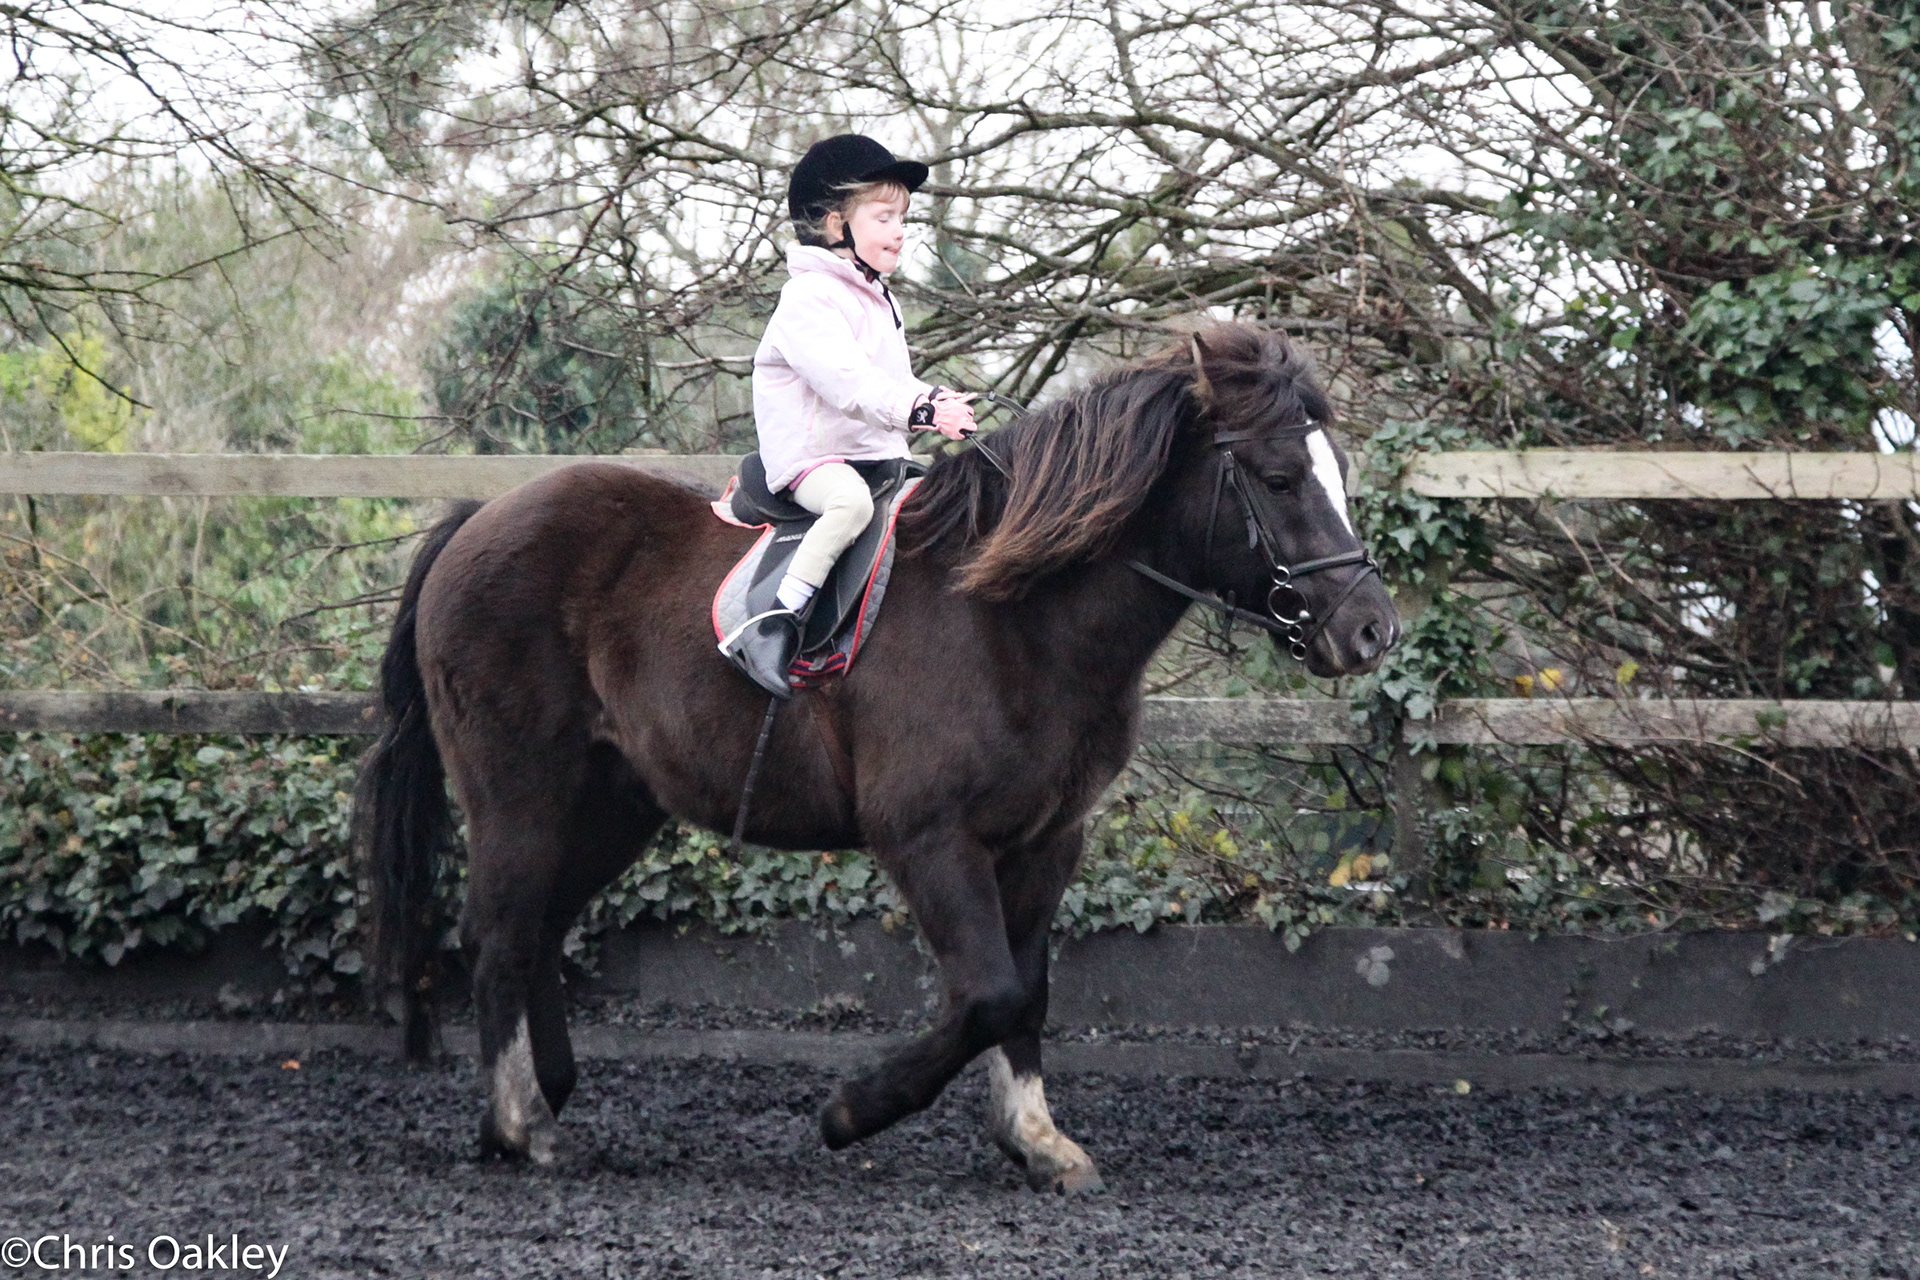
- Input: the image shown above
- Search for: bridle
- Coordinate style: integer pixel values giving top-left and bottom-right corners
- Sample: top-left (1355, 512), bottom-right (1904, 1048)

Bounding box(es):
top-left (967, 392), bottom-right (1380, 663)
top-left (1128, 423), bottom-right (1378, 661)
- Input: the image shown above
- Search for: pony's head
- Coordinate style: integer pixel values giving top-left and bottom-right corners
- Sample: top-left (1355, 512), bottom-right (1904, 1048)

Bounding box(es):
top-left (899, 323), bottom-right (1399, 676)
top-left (1146, 325), bottom-right (1399, 675)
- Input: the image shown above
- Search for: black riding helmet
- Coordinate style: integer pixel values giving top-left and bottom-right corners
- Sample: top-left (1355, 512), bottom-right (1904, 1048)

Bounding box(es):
top-left (787, 134), bottom-right (929, 230)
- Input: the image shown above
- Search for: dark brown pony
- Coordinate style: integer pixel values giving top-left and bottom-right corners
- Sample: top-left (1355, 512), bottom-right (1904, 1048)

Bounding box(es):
top-left (358, 324), bottom-right (1399, 1189)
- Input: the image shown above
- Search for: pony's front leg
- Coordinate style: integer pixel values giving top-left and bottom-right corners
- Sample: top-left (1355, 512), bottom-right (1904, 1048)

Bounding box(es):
top-left (985, 1045), bottom-right (1101, 1193)
top-left (984, 826), bottom-right (1102, 1193)
top-left (820, 828), bottom-right (1026, 1148)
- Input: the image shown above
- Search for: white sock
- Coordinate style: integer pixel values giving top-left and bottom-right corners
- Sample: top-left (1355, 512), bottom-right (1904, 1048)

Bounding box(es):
top-left (776, 576), bottom-right (817, 612)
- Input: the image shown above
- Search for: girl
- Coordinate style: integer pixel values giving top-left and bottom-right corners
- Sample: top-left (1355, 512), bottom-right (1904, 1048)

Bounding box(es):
top-left (725, 134), bottom-right (975, 697)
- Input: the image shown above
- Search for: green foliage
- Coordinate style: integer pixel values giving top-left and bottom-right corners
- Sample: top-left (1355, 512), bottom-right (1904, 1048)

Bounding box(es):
top-left (430, 274), bottom-right (653, 455)
top-left (0, 174), bottom-right (437, 695)
top-left (0, 734), bottom-right (364, 984)
top-left (569, 831), bottom-right (906, 956)
top-left (0, 733), bottom-right (1402, 977)
top-left (1351, 416), bottom-right (1502, 727)
top-left (1354, 418), bottom-right (1492, 588)
top-left (426, 269), bottom-right (757, 458)
top-left (1680, 263), bottom-right (1892, 432)
top-left (1, 493), bottom-right (412, 693)
top-left (0, 334), bottom-right (136, 452)
top-left (1379, 2), bottom-right (1920, 906)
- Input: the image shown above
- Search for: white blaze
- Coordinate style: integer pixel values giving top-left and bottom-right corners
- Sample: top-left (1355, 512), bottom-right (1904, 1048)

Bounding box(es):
top-left (1306, 429), bottom-right (1354, 535)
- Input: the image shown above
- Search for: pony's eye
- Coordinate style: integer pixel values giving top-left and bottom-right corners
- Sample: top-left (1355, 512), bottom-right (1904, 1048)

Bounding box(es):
top-left (1261, 473), bottom-right (1292, 494)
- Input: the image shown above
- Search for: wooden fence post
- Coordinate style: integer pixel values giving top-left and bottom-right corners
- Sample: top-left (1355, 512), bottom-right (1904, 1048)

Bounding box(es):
top-left (1386, 578), bottom-right (1439, 909)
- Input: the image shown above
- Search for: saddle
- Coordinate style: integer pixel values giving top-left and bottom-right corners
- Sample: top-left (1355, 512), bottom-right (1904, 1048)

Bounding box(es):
top-left (711, 455), bottom-right (924, 687)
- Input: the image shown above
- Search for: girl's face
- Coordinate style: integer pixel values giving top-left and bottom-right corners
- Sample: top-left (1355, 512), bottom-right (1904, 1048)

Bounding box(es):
top-left (829, 188), bottom-right (910, 275)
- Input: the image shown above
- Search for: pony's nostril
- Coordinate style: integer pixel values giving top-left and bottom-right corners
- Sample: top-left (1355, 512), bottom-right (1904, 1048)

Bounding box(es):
top-left (1356, 619), bottom-right (1384, 659)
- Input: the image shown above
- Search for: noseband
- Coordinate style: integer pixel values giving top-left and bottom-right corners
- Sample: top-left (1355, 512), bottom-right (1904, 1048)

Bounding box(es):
top-left (966, 395), bottom-right (1379, 662)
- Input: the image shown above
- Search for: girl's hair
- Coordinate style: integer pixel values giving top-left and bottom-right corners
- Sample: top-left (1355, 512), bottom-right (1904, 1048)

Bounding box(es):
top-left (793, 179), bottom-right (910, 248)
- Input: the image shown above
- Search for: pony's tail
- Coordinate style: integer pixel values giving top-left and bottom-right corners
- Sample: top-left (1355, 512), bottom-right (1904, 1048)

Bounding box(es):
top-left (356, 499), bottom-right (482, 1063)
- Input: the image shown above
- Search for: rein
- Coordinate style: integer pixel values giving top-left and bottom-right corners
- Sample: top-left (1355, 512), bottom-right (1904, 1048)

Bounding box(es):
top-left (963, 397), bottom-right (1379, 663)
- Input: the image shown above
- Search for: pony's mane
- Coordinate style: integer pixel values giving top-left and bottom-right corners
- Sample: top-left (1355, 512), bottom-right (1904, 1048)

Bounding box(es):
top-left (897, 323), bottom-right (1329, 600)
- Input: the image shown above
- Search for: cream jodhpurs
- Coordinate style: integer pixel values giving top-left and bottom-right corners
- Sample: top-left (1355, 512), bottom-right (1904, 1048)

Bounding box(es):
top-left (785, 462), bottom-right (875, 588)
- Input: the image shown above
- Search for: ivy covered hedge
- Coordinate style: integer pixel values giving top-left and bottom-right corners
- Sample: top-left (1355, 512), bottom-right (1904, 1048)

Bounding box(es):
top-left (0, 729), bottom-right (1410, 985)
top-left (1, 734), bottom-right (366, 985)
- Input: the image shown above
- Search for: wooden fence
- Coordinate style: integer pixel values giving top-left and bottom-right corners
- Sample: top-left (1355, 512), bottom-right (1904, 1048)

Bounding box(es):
top-left (1, 689), bottom-right (1917, 747)
top-left (7, 448), bottom-right (1920, 499)
top-left (3, 450), bottom-right (1918, 748)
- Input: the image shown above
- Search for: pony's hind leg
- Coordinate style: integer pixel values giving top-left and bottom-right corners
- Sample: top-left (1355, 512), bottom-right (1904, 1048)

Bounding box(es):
top-left (983, 826), bottom-right (1102, 1193)
top-left (524, 754), bottom-right (668, 1120)
top-left (464, 809), bottom-right (566, 1163)
top-left (467, 746), bottom-right (666, 1163)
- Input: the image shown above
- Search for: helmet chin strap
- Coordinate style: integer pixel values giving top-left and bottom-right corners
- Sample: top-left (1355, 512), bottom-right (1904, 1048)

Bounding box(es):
top-left (833, 225), bottom-right (902, 328)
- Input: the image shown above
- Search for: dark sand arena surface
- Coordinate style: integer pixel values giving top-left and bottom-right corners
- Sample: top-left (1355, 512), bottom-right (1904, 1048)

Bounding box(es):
top-left (4, 1043), bottom-right (1919, 1279)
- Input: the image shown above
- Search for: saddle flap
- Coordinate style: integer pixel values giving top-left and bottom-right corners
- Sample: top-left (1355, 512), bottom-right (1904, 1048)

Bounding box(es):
top-left (797, 468), bottom-right (900, 653)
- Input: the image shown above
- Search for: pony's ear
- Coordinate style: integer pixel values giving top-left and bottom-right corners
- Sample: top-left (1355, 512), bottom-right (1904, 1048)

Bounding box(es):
top-left (1188, 331), bottom-right (1214, 410)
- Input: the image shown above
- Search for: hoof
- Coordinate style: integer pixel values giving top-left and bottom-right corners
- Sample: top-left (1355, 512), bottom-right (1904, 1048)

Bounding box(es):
top-left (526, 1120), bottom-right (561, 1167)
top-left (1030, 1159), bottom-right (1105, 1195)
top-left (820, 1091), bottom-right (862, 1151)
top-left (478, 1111), bottom-right (510, 1161)
top-left (477, 1110), bottom-right (564, 1166)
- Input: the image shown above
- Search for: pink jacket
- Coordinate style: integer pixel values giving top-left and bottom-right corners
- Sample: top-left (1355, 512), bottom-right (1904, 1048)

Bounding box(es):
top-left (753, 244), bottom-right (932, 493)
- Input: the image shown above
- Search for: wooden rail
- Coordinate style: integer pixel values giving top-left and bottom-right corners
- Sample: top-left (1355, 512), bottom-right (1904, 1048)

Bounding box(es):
top-left (0, 451), bottom-right (737, 498)
top-left (2, 450), bottom-right (1913, 750)
top-left (0, 691), bottom-right (381, 735)
top-left (1405, 450), bottom-right (1920, 500)
top-left (3, 692), bottom-right (1915, 748)
top-left (4, 449), bottom-right (1919, 500)
top-left (1421, 697), bottom-right (1920, 749)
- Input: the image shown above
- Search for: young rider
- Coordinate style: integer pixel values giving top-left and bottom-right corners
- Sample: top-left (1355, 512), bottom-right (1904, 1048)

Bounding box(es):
top-left (723, 134), bottom-right (975, 697)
